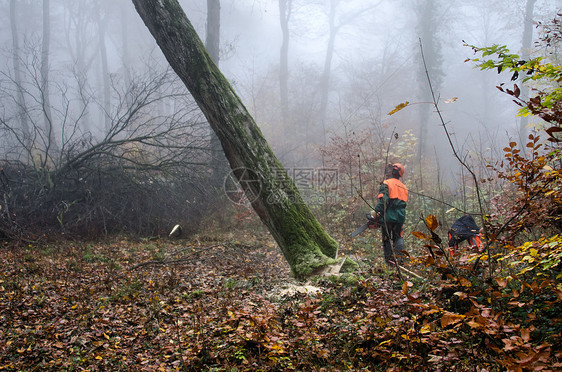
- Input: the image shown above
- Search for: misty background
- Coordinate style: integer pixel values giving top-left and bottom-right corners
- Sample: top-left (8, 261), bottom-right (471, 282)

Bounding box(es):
top-left (0, 0), bottom-right (560, 237)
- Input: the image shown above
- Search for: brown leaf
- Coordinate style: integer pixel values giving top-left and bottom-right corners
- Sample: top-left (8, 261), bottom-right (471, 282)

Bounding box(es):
top-left (513, 84), bottom-right (521, 98)
top-left (459, 277), bottom-right (472, 287)
top-left (521, 328), bottom-right (531, 342)
top-left (402, 281), bottom-right (413, 295)
top-left (440, 312), bottom-right (465, 328)
top-left (515, 350), bottom-right (541, 366)
top-left (496, 278), bottom-right (508, 288)
top-left (411, 231), bottom-right (429, 240)
top-left (402, 281), bottom-right (409, 294)
top-left (545, 126), bottom-right (562, 142)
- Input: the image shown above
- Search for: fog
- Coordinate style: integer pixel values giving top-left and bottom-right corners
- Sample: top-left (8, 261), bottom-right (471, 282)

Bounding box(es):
top-left (1, 0), bottom-right (560, 191)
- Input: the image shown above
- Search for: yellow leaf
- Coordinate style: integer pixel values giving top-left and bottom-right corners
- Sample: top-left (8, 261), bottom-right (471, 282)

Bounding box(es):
top-left (103, 333), bottom-right (110, 340)
top-left (444, 97), bottom-right (458, 103)
top-left (387, 101), bottom-right (409, 115)
top-left (425, 214), bottom-right (439, 231)
top-left (95, 355), bottom-right (103, 360)
top-left (523, 255), bottom-right (535, 263)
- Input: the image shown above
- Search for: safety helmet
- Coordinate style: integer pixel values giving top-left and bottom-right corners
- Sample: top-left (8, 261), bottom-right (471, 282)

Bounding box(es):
top-left (392, 163), bottom-right (405, 178)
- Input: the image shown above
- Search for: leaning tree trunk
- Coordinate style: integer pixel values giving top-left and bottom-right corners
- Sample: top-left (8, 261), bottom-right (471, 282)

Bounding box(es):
top-left (131, 0), bottom-right (340, 278)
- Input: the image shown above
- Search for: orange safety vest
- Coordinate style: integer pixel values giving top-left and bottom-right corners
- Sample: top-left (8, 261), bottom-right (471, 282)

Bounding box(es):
top-left (379, 178), bottom-right (408, 202)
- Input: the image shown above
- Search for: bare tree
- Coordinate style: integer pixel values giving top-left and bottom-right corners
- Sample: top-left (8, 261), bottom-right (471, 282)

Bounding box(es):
top-left (518, 0), bottom-right (538, 146)
top-left (131, 0), bottom-right (342, 278)
top-left (413, 0), bottom-right (445, 165)
top-left (95, 1), bottom-right (111, 132)
top-left (317, 0), bottom-right (380, 146)
top-left (279, 0), bottom-right (292, 135)
top-left (9, 0), bottom-right (29, 141)
top-left (0, 40), bottom-right (211, 238)
top-left (41, 0), bottom-right (57, 163)
top-left (120, 1), bottom-right (133, 98)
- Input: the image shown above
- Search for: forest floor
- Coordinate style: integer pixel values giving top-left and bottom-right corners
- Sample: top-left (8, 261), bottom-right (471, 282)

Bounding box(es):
top-left (0, 229), bottom-right (508, 371)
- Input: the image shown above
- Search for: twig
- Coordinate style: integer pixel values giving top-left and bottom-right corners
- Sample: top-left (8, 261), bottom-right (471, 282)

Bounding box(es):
top-left (407, 189), bottom-right (479, 215)
top-left (397, 264), bottom-right (423, 279)
top-left (130, 244), bottom-right (223, 270)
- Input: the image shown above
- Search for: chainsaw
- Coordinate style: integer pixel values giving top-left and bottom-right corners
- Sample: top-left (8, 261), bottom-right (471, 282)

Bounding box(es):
top-left (350, 211), bottom-right (380, 238)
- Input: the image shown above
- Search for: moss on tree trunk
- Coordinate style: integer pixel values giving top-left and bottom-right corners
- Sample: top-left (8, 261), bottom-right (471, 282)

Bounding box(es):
top-left (132, 0), bottom-right (340, 278)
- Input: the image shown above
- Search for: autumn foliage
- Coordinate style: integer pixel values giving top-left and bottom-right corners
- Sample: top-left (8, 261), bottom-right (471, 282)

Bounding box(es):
top-left (0, 236), bottom-right (513, 371)
top-left (1, 12), bottom-right (562, 372)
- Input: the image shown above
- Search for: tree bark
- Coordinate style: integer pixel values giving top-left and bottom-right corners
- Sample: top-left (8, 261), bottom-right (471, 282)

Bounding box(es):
top-left (131, 0), bottom-right (340, 278)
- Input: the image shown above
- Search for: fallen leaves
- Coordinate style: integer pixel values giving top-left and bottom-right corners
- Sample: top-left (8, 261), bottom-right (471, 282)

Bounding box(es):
top-left (1, 231), bottom-right (560, 371)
